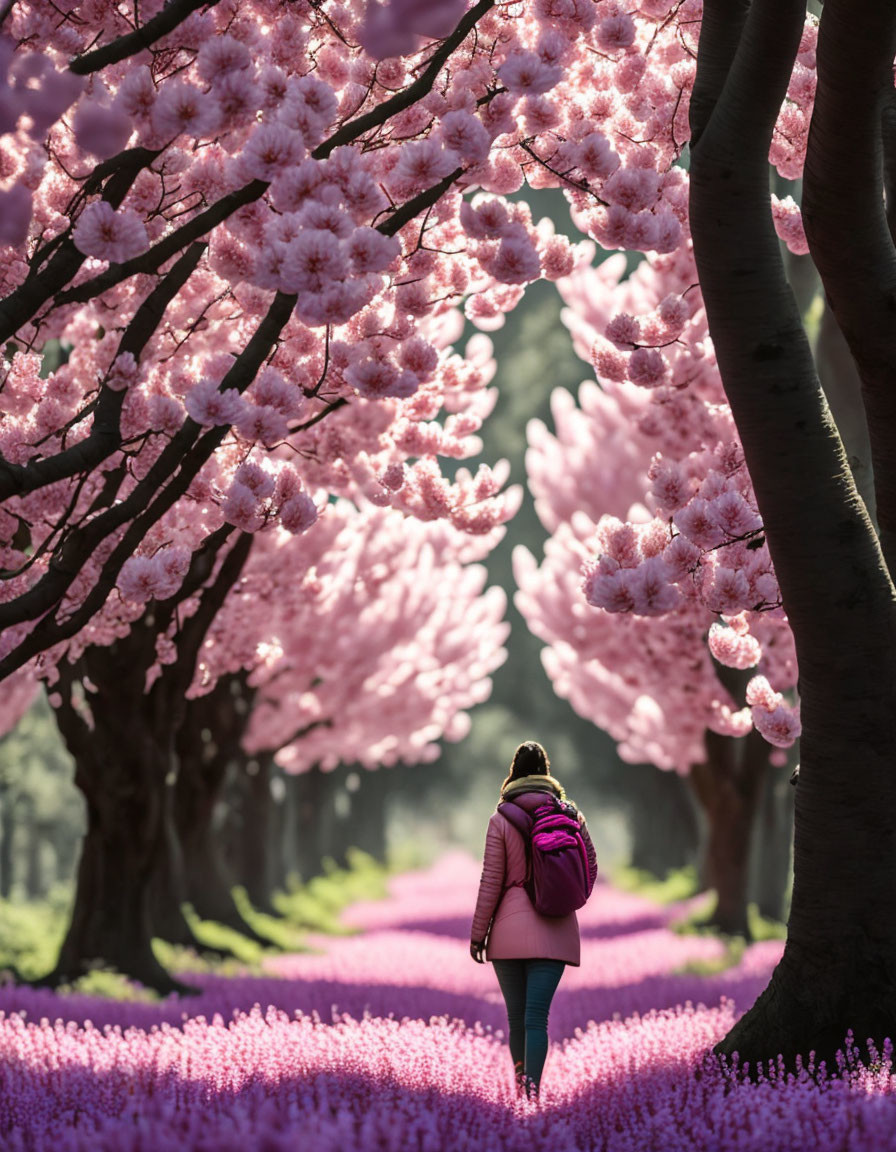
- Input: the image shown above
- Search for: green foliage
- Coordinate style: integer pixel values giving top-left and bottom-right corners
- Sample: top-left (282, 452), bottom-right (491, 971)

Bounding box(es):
top-left (0, 848), bottom-right (394, 996)
top-left (611, 864), bottom-right (700, 905)
top-left (611, 864), bottom-right (787, 952)
top-left (0, 692), bottom-right (83, 899)
top-left (0, 890), bottom-right (67, 980)
top-left (745, 905), bottom-right (788, 942)
top-left (273, 848), bottom-right (389, 934)
top-left (669, 899), bottom-right (787, 943)
top-left (59, 970), bottom-right (161, 1002)
top-left (676, 939), bottom-right (746, 978)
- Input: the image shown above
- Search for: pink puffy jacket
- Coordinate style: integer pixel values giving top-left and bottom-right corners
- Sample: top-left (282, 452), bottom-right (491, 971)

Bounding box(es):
top-left (470, 791), bottom-right (597, 967)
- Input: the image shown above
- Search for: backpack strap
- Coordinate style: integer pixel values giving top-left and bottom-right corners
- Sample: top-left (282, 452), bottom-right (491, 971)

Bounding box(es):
top-left (497, 800), bottom-right (532, 891)
top-left (497, 799), bottom-right (531, 835)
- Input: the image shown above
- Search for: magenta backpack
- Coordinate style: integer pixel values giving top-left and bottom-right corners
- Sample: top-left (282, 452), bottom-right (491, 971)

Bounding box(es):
top-left (498, 796), bottom-right (596, 917)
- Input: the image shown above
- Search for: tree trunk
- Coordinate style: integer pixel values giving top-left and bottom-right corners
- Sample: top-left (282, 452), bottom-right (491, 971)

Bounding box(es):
top-left (691, 0), bottom-right (896, 1067)
top-left (628, 765), bottom-right (700, 878)
top-left (47, 648), bottom-right (215, 990)
top-left (816, 302), bottom-right (876, 523)
top-left (172, 677), bottom-right (277, 944)
top-left (240, 755), bottom-right (277, 912)
top-left (147, 778), bottom-right (233, 956)
top-left (22, 798), bottom-right (42, 900)
top-left (324, 764), bottom-right (354, 870)
top-left (749, 758), bottom-right (795, 923)
top-left (291, 765), bottom-right (326, 881)
top-left (348, 768), bottom-right (388, 863)
top-left (175, 750), bottom-right (280, 944)
top-left (0, 787), bottom-right (14, 900)
top-left (690, 729), bottom-right (769, 939)
top-left (45, 739), bottom-right (193, 995)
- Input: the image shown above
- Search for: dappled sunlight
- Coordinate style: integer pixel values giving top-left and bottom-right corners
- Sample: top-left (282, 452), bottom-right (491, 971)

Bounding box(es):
top-left (2, 856), bottom-right (875, 1152)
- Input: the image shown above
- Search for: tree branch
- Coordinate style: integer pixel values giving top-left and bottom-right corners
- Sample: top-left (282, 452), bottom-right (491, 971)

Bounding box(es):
top-left (0, 292), bottom-right (296, 670)
top-left (146, 522), bottom-right (234, 642)
top-left (256, 717), bottom-right (334, 761)
top-left (802, 0), bottom-right (896, 577)
top-left (690, 0), bottom-right (892, 662)
top-left (312, 0), bottom-right (495, 161)
top-left (0, 148), bottom-right (159, 344)
top-left (169, 530), bottom-right (253, 694)
top-left (47, 662), bottom-right (93, 767)
top-left (379, 167), bottom-right (465, 236)
top-left (53, 181), bottom-right (268, 310)
top-left (0, 241), bottom-right (206, 501)
top-left (69, 0), bottom-right (221, 75)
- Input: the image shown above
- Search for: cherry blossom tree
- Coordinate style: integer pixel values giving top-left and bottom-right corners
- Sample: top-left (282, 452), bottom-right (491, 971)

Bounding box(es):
top-left (175, 501), bottom-right (508, 935)
top-left (514, 247), bottom-right (797, 937)
top-left (688, 0), bottom-right (896, 1068)
top-left (504, 0), bottom-right (896, 1067)
top-left (0, 0), bottom-right (695, 992)
top-left (1, 0), bottom-right (891, 1065)
top-left (43, 498), bottom-right (508, 990)
top-left (0, 0), bottom-right (529, 680)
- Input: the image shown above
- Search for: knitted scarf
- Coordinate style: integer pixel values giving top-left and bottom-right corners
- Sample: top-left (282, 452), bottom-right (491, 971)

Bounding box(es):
top-left (500, 773), bottom-right (566, 802)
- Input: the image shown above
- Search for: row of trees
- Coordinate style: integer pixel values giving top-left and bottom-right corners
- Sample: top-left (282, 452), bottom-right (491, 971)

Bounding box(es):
top-left (1, 0), bottom-right (894, 1067)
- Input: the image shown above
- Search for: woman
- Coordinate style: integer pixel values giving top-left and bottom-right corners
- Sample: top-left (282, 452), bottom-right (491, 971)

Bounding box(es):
top-left (470, 740), bottom-right (597, 1100)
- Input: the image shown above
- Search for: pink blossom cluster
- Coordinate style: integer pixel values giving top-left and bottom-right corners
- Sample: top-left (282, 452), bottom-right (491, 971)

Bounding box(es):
top-left (360, 0), bottom-right (469, 60)
top-left (1, 854), bottom-right (895, 1151)
top-left (0, 37), bottom-right (82, 245)
top-left (0, 0), bottom-right (826, 687)
top-left (515, 237), bottom-right (801, 765)
top-left (194, 502), bottom-right (511, 771)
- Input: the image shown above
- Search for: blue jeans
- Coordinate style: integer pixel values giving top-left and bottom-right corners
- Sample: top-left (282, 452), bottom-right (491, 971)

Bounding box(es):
top-left (492, 958), bottom-right (565, 1094)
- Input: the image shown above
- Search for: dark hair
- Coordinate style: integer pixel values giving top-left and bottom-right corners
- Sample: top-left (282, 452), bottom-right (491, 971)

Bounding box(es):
top-left (501, 741), bottom-right (550, 791)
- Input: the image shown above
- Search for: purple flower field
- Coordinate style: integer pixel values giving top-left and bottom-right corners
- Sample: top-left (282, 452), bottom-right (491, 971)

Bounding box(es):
top-left (1, 855), bottom-right (894, 1151)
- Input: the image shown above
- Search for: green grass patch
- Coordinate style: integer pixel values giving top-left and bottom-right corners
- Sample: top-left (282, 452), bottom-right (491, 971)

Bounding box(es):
top-left (0, 888), bottom-right (69, 981)
top-left (610, 864), bottom-right (700, 905)
top-left (611, 865), bottom-right (787, 945)
top-left (59, 969), bottom-right (162, 1002)
top-left (676, 938), bottom-right (746, 978)
top-left (273, 848), bottom-right (390, 933)
top-left (669, 899), bottom-right (787, 943)
top-left (0, 848), bottom-right (395, 998)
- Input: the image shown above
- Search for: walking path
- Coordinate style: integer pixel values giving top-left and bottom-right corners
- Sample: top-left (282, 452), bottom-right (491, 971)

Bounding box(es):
top-left (2, 854), bottom-right (894, 1151)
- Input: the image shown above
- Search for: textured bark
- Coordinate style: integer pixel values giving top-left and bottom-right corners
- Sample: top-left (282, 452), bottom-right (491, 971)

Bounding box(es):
top-left (802, 0), bottom-right (896, 573)
top-left (289, 765), bottom-right (333, 882)
top-left (749, 763), bottom-right (795, 924)
top-left (628, 767), bottom-right (700, 879)
top-left (239, 755), bottom-right (278, 913)
top-left (46, 665), bottom-right (195, 995)
top-left (42, 534), bottom-right (253, 990)
top-left (690, 729), bottom-right (769, 939)
top-left (816, 302), bottom-right (876, 522)
top-left (22, 798), bottom-right (42, 900)
top-left (348, 770), bottom-right (389, 863)
top-left (691, 0), bottom-right (896, 1069)
top-left (173, 677), bottom-right (278, 945)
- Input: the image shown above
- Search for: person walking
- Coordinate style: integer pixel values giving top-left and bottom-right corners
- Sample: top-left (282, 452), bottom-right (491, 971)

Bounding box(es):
top-left (470, 740), bottom-right (598, 1100)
